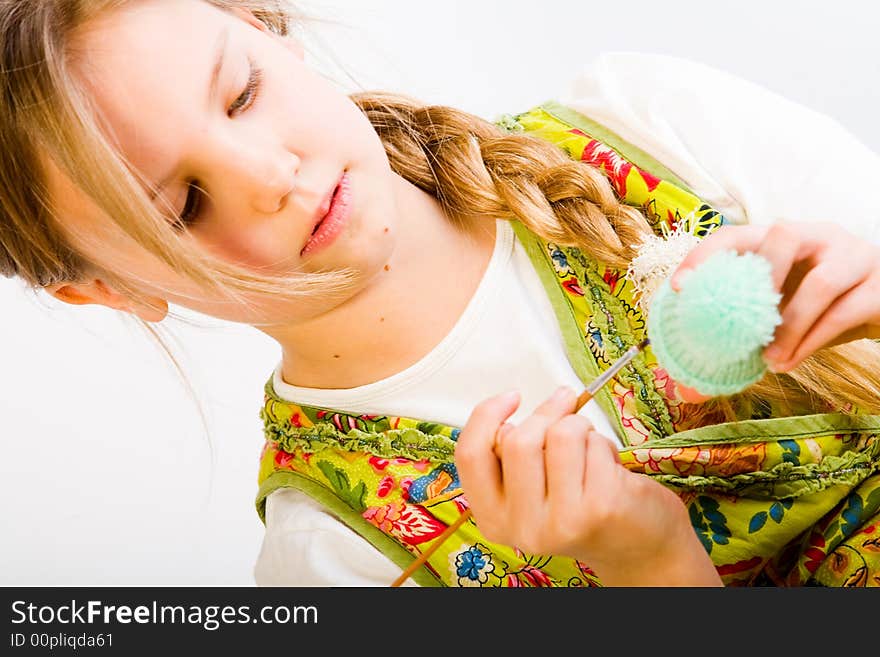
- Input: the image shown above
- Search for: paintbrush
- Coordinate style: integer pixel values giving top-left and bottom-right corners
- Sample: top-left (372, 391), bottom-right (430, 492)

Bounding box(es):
top-left (390, 337), bottom-right (650, 587)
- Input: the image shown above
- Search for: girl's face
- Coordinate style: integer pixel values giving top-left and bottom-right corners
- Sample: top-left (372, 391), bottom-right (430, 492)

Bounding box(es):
top-left (47, 0), bottom-right (397, 325)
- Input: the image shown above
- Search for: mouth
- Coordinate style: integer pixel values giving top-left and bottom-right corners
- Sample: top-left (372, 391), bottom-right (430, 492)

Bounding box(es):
top-left (301, 171), bottom-right (351, 257)
top-left (311, 180), bottom-right (340, 236)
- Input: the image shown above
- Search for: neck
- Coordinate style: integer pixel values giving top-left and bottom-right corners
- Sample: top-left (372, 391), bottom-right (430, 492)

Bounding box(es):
top-left (267, 174), bottom-right (496, 389)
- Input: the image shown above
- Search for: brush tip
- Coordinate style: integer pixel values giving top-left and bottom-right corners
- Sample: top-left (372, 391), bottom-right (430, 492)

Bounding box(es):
top-left (638, 338), bottom-right (651, 351)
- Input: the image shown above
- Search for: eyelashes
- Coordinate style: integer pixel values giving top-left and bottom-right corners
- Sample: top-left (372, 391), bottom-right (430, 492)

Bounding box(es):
top-left (172, 63), bottom-right (264, 229)
top-left (176, 181), bottom-right (205, 228)
top-left (228, 63), bottom-right (263, 116)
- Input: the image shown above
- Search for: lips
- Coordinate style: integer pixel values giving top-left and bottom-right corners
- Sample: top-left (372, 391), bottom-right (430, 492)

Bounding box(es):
top-left (310, 180), bottom-right (339, 236)
top-left (300, 171), bottom-right (351, 257)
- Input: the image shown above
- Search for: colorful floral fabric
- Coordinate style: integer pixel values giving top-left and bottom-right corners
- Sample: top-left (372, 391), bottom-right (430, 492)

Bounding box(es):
top-left (256, 103), bottom-right (880, 587)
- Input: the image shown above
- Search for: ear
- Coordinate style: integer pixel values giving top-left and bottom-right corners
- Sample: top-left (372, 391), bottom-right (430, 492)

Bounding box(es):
top-left (45, 279), bottom-right (168, 323)
top-left (229, 7), bottom-right (304, 60)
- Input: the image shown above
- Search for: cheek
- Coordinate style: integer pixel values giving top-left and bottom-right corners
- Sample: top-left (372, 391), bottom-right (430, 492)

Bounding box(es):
top-left (203, 222), bottom-right (302, 270)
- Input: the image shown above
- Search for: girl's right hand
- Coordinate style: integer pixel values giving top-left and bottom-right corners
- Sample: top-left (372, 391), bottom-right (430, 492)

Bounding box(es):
top-left (455, 387), bottom-right (722, 586)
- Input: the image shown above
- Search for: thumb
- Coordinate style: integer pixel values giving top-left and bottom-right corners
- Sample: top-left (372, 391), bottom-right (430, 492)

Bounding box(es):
top-left (531, 385), bottom-right (578, 421)
top-left (460, 390), bottom-right (521, 446)
top-left (456, 390), bottom-right (521, 508)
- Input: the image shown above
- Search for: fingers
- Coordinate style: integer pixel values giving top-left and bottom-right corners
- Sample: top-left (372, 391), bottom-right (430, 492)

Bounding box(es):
top-left (771, 271), bottom-right (880, 370)
top-left (754, 224), bottom-right (804, 293)
top-left (544, 414), bottom-right (593, 505)
top-left (665, 221), bottom-right (880, 374)
top-left (500, 387), bottom-right (578, 523)
top-left (530, 385), bottom-right (579, 421)
top-left (670, 224), bottom-right (769, 291)
top-left (763, 256), bottom-right (872, 368)
top-left (456, 390), bottom-right (521, 512)
top-left (582, 429), bottom-right (624, 495)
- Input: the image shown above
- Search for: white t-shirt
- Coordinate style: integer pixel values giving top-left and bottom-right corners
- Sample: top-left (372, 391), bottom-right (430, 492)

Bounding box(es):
top-left (254, 52), bottom-right (880, 587)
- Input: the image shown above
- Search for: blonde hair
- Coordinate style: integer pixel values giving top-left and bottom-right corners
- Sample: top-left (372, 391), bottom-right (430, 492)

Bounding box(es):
top-left (1, 0), bottom-right (879, 431)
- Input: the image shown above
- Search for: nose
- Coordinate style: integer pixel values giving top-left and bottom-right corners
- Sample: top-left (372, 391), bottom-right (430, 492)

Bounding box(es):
top-left (234, 146), bottom-right (300, 215)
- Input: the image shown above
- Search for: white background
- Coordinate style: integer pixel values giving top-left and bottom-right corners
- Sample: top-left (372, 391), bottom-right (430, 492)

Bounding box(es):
top-left (2, 0), bottom-right (879, 585)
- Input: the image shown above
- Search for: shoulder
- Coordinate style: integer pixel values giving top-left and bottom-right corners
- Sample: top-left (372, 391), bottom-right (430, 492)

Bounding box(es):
top-left (561, 51), bottom-right (785, 103)
top-left (253, 489), bottom-right (419, 587)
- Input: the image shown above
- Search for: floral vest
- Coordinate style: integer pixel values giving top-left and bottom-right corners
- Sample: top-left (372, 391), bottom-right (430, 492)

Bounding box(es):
top-left (256, 102), bottom-right (880, 587)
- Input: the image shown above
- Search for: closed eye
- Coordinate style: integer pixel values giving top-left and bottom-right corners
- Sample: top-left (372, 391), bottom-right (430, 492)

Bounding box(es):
top-left (172, 62), bottom-right (263, 229)
top-left (228, 62), bottom-right (263, 116)
top-left (174, 181), bottom-right (205, 229)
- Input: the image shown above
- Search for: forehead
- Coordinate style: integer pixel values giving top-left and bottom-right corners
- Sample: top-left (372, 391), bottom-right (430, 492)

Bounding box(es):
top-left (70, 1), bottom-right (231, 177)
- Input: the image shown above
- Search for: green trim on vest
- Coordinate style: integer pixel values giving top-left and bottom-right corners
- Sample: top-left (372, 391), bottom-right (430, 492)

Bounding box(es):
top-left (509, 220), bottom-right (625, 444)
top-left (539, 101), bottom-right (694, 191)
top-left (256, 470), bottom-right (444, 587)
top-left (629, 412), bottom-right (880, 450)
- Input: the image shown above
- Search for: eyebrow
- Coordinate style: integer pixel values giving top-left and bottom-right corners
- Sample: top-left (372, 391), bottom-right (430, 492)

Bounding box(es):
top-left (147, 26), bottom-right (230, 201)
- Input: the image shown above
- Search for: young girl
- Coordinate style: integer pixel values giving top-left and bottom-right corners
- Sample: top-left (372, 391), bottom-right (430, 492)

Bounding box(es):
top-left (2, 0), bottom-right (880, 587)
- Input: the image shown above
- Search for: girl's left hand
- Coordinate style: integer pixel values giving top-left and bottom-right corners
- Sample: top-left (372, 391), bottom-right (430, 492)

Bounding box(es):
top-left (669, 222), bottom-right (880, 401)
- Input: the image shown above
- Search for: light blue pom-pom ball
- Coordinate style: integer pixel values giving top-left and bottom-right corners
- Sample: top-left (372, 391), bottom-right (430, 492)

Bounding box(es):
top-left (648, 250), bottom-right (783, 397)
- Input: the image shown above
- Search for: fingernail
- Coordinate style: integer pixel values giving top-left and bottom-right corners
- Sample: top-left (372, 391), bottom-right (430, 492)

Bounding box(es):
top-left (499, 390), bottom-right (520, 404)
top-left (670, 275), bottom-right (684, 292)
top-left (768, 361), bottom-right (793, 374)
top-left (552, 386), bottom-right (572, 402)
top-left (764, 347), bottom-right (786, 372)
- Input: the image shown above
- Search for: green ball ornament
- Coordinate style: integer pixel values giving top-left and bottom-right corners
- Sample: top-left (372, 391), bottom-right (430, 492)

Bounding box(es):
top-left (647, 249), bottom-right (783, 397)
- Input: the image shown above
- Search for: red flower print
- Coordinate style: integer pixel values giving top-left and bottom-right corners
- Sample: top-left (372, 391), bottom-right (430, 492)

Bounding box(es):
top-left (804, 548), bottom-right (826, 574)
top-left (369, 456), bottom-right (390, 472)
top-left (273, 450), bottom-right (295, 469)
top-left (505, 567), bottom-right (554, 587)
top-left (716, 556), bottom-right (763, 577)
top-left (637, 167), bottom-right (661, 192)
top-left (363, 502), bottom-right (446, 545)
top-left (602, 269), bottom-right (621, 294)
top-left (561, 276), bottom-right (584, 297)
top-left (707, 443), bottom-right (767, 477)
top-left (377, 475), bottom-right (395, 498)
top-left (581, 139), bottom-right (633, 197)
top-left (651, 367), bottom-right (678, 400)
top-left (400, 477), bottom-right (414, 501)
top-left (411, 459), bottom-right (431, 472)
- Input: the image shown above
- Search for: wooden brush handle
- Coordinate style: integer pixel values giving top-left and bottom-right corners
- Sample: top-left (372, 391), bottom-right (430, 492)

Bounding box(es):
top-left (390, 508), bottom-right (474, 587)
